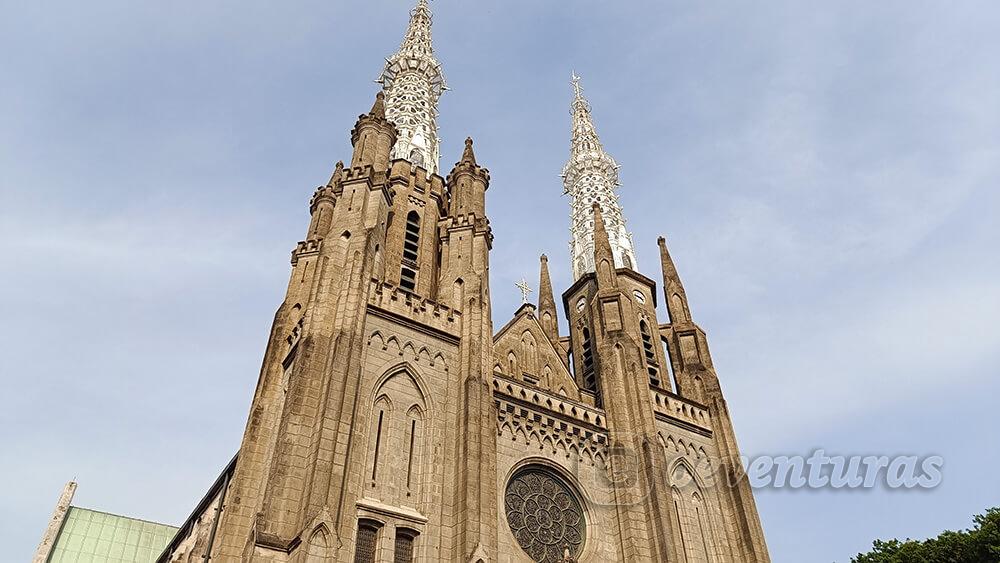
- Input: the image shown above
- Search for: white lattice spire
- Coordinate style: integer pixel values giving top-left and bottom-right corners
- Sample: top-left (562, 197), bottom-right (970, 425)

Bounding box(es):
top-left (379, 0), bottom-right (446, 174)
top-left (562, 73), bottom-right (637, 280)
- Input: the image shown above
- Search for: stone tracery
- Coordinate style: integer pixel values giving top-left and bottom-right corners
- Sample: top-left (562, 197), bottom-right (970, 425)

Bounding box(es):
top-left (505, 467), bottom-right (586, 562)
top-left (379, 0), bottom-right (445, 174)
top-left (562, 74), bottom-right (637, 280)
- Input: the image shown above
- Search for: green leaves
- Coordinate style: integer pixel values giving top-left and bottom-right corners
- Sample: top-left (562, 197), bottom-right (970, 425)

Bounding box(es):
top-left (851, 508), bottom-right (1000, 563)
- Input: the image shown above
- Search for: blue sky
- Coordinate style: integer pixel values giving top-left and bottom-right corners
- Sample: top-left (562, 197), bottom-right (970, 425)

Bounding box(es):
top-left (2, 1), bottom-right (999, 561)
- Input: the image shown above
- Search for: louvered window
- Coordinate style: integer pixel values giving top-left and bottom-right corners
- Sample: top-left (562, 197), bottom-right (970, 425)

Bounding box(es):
top-left (640, 321), bottom-right (660, 387)
top-left (353, 520), bottom-right (381, 563)
top-left (393, 529), bottom-right (417, 563)
top-left (581, 328), bottom-right (596, 392)
top-left (400, 267), bottom-right (416, 292)
top-left (403, 211), bottom-right (420, 263)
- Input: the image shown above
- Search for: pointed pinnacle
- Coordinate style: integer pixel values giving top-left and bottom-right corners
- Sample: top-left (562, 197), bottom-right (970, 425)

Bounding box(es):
top-left (658, 236), bottom-right (683, 288)
top-left (329, 160), bottom-right (344, 186)
top-left (461, 137), bottom-right (477, 165)
top-left (538, 253), bottom-right (559, 342)
top-left (592, 203), bottom-right (613, 263)
top-left (539, 254), bottom-right (554, 305)
top-left (369, 91), bottom-right (386, 119)
top-left (571, 71), bottom-right (583, 98)
top-left (398, 0), bottom-right (434, 56)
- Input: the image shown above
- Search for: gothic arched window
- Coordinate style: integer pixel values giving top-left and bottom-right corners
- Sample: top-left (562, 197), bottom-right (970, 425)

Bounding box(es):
top-left (369, 396), bottom-right (392, 488)
top-left (405, 406), bottom-right (423, 497)
top-left (521, 331), bottom-right (537, 377)
top-left (671, 463), bottom-right (717, 563)
top-left (368, 369), bottom-right (428, 505)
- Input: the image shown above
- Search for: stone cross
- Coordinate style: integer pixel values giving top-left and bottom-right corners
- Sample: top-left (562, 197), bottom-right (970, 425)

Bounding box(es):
top-left (515, 278), bottom-right (532, 304)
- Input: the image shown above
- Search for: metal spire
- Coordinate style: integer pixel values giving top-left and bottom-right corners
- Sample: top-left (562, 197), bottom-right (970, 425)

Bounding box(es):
top-left (378, 0), bottom-right (447, 174)
top-left (562, 73), bottom-right (637, 280)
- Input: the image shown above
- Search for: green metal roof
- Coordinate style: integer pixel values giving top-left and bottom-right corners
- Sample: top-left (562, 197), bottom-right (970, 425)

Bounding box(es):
top-left (47, 507), bottom-right (177, 563)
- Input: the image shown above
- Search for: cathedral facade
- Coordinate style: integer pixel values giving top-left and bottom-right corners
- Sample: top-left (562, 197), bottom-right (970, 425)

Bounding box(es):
top-left (157, 2), bottom-right (770, 561)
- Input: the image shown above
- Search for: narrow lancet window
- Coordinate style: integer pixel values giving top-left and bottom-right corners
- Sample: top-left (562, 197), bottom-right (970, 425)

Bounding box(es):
top-left (400, 210), bottom-right (421, 291)
top-left (403, 211), bottom-right (420, 263)
top-left (371, 409), bottom-right (385, 485)
top-left (640, 320), bottom-right (660, 387)
top-left (581, 328), bottom-right (596, 392)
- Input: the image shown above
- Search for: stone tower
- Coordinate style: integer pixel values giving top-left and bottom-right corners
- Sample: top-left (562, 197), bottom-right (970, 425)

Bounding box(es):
top-left (165, 3), bottom-right (770, 562)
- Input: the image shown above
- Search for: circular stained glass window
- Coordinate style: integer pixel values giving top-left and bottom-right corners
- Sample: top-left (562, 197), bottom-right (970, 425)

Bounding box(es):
top-left (505, 467), bottom-right (586, 562)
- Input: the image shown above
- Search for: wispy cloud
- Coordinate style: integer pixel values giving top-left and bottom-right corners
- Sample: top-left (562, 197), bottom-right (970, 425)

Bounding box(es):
top-left (2, 1), bottom-right (998, 561)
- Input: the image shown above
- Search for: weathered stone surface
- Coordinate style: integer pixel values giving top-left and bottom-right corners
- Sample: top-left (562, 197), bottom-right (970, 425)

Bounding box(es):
top-left (156, 3), bottom-right (771, 562)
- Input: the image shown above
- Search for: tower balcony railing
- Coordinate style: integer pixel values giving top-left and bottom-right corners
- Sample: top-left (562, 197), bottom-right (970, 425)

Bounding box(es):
top-left (649, 386), bottom-right (712, 434)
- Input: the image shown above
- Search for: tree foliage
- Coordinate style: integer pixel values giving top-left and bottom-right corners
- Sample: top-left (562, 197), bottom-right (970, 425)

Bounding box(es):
top-left (851, 508), bottom-right (1000, 563)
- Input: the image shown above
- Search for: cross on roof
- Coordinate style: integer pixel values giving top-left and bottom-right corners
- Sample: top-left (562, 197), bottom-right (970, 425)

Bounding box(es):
top-left (515, 278), bottom-right (533, 304)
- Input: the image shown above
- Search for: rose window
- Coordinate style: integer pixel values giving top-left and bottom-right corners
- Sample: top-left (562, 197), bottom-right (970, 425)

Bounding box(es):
top-left (505, 467), bottom-right (585, 562)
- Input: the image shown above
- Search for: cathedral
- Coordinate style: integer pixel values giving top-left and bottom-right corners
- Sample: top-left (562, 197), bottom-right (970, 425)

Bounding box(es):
top-left (36, 2), bottom-right (770, 562)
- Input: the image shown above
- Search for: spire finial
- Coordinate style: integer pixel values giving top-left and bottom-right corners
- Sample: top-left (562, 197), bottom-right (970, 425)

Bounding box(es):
top-left (571, 71), bottom-right (583, 99)
top-left (369, 91), bottom-right (386, 119)
top-left (328, 160), bottom-right (344, 186)
top-left (379, 0), bottom-right (446, 173)
top-left (515, 278), bottom-right (533, 304)
top-left (461, 137), bottom-right (477, 165)
top-left (658, 236), bottom-right (690, 323)
top-left (538, 253), bottom-right (559, 344)
top-left (562, 76), bottom-right (637, 279)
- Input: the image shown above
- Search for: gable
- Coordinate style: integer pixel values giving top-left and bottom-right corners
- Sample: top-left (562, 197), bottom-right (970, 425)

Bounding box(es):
top-left (493, 310), bottom-right (580, 401)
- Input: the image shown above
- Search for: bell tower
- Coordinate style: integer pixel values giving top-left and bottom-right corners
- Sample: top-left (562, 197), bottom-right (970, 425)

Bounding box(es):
top-left (209, 2), bottom-right (499, 560)
top-left (557, 76), bottom-right (771, 562)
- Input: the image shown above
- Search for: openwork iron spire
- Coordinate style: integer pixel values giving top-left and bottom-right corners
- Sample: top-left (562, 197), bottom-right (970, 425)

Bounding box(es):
top-left (562, 73), bottom-right (637, 280)
top-left (379, 0), bottom-right (446, 174)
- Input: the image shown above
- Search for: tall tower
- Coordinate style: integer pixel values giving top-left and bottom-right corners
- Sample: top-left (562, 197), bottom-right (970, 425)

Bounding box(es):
top-left (379, 0), bottom-right (446, 174)
top-left (553, 77), bottom-right (771, 562)
top-left (158, 5), bottom-right (770, 562)
top-left (204, 2), bottom-right (498, 560)
top-left (563, 74), bottom-right (638, 280)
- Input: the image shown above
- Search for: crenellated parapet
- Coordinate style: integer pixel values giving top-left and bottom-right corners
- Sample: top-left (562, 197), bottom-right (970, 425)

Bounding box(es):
top-left (309, 185), bottom-right (336, 212)
top-left (331, 163), bottom-right (392, 208)
top-left (367, 278), bottom-right (460, 338)
top-left (388, 158), bottom-right (447, 212)
top-left (290, 239), bottom-right (322, 265)
top-left (340, 163), bottom-right (384, 186)
top-left (439, 213), bottom-right (491, 236)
